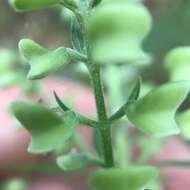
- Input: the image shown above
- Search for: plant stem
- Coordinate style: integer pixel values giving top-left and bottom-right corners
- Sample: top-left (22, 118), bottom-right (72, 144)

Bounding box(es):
top-left (89, 64), bottom-right (114, 168)
top-left (76, 10), bottom-right (114, 167)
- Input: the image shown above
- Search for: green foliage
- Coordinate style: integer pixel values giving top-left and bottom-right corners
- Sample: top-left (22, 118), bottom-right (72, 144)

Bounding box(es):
top-left (57, 152), bottom-right (98, 171)
top-left (9, 0), bottom-right (190, 189)
top-left (19, 39), bottom-right (73, 79)
top-left (11, 101), bottom-right (78, 153)
top-left (90, 166), bottom-right (158, 190)
top-left (91, 0), bottom-right (102, 7)
top-left (177, 109), bottom-right (190, 140)
top-left (127, 81), bottom-right (190, 137)
top-left (87, 2), bottom-right (152, 64)
top-left (0, 49), bottom-right (19, 88)
top-left (3, 178), bottom-right (27, 190)
top-left (165, 47), bottom-right (190, 81)
top-left (71, 17), bottom-right (85, 53)
top-left (9, 0), bottom-right (60, 12)
top-left (19, 39), bottom-right (48, 60)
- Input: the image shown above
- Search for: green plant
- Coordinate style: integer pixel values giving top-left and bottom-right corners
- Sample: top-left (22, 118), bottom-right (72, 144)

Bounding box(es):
top-left (0, 48), bottom-right (39, 94)
top-left (9, 0), bottom-right (190, 189)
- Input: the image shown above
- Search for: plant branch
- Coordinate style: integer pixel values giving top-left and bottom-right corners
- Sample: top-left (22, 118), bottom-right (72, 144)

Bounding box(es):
top-left (54, 91), bottom-right (98, 128)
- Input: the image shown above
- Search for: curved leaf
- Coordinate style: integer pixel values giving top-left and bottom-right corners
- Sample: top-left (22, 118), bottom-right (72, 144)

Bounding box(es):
top-left (27, 47), bottom-right (71, 80)
top-left (127, 81), bottom-right (190, 137)
top-left (165, 47), bottom-right (190, 81)
top-left (11, 101), bottom-right (78, 153)
top-left (90, 166), bottom-right (158, 190)
top-left (177, 109), bottom-right (190, 140)
top-left (9, 0), bottom-right (60, 12)
top-left (19, 39), bottom-right (48, 60)
top-left (87, 3), bottom-right (152, 64)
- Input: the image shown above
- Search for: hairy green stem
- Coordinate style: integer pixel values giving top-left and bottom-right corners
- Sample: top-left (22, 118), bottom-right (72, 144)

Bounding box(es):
top-left (76, 8), bottom-right (114, 167)
top-left (89, 64), bottom-right (114, 167)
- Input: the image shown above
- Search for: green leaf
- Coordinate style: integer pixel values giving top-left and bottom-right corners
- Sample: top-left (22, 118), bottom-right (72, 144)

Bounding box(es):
top-left (70, 17), bottom-right (85, 54)
top-left (3, 178), bottom-right (27, 190)
top-left (0, 49), bottom-right (17, 72)
top-left (177, 109), bottom-right (190, 140)
top-left (0, 72), bottom-right (19, 88)
top-left (128, 77), bottom-right (141, 102)
top-left (9, 0), bottom-right (60, 12)
top-left (57, 152), bottom-right (93, 171)
top-left (90, 166), bottom-right (158, 190)
top-left (92, 0), bottom-right (102, 7)
top-left (87, 3), bottom-right (152, 64)
top-left (19, 39), bottom-right (48, 60)
top-left (27, 47), bottom-right (71, 80)
top-left (165, 47), bottom-right (190, 81)
top-left (109, 78), bottom-right (141, 122)
top-left (11, 101), bottom-right (78, 153)
top-left (93, 129), bottom-right (103, 157)
top-left (127, 81), bottom-right (190, 137)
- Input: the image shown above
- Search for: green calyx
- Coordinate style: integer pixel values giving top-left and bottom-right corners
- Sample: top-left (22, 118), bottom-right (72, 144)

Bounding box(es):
top-left (19, 39), bottom-right (72, 80)
top-left (165, 47), bottom-right (190, 81)
top-left (11, 101), bottom-right (78, 153)
top-left (88, 2), bottom-right (152, 64)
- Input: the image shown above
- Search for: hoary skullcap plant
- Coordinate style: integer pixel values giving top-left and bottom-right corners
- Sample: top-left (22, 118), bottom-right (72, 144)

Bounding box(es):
top-left (9, 0), bottom-right (190, 189)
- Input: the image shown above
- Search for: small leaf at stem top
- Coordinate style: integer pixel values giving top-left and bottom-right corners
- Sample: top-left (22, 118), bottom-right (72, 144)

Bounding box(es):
top-left (126, 81), bottom-right (190, 137)
top-left (11, 101), bottom-right (78, 153)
